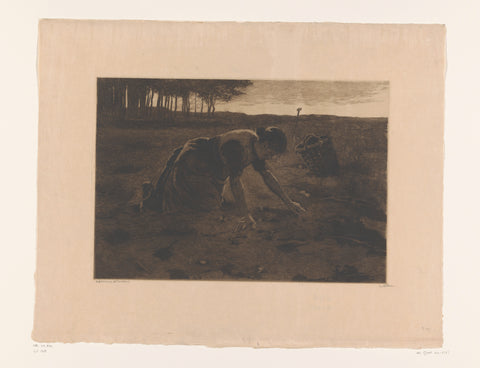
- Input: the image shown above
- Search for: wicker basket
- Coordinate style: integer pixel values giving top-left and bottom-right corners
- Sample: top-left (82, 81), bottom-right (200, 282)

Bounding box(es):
top-left (295, 134), bottom-right (339, 177)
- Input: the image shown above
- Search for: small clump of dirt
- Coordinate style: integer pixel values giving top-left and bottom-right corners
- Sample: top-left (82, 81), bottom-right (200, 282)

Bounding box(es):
top-left (153, 246), bottom-right (174, 261)
top-left (221, 263), bottom-right (243, 277)
top-left (220, 263), bottom-right (261, 279)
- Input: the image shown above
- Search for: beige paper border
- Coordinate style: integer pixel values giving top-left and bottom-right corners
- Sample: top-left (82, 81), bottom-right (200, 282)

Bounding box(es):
top-left (33, 20), bottom-right (444, 347)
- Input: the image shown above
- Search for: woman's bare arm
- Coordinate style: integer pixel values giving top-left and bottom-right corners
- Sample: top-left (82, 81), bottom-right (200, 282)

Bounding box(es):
top-left (230, 176), bottom-right (248, 215)
top-left (259, 169), bottom-right (306, 214)
top-left (230, 176), bottom-right (256, 228)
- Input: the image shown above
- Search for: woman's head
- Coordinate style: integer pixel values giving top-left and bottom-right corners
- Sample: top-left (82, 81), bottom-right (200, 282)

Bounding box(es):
top-left (255, 126), bottom-right (287, 159)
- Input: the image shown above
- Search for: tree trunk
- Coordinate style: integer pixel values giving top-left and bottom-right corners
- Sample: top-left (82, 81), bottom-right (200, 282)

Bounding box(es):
top-left (138, 86), bottom-right (146, 118)
top-left (127, 83), bottom-right (137, 118)
top-left (156, 93), bottom-right (161, 108)
top-left (159, 95), bottom-right (164, 119)
top-left (120, 84), bottom-right (125, 108)
top-left (145, 89), bottom-right (150, 117)
top-left (207, 95), bottom-right (214, 116)
top-left (118, 82), bottom-right (126, 119)
top-left (169, 96), bottom-right (173, 121)
top-left (149, 89), bottom-right (154, 116)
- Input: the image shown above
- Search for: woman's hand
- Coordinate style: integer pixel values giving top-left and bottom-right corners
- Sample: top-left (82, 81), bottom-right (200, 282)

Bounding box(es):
top-left (234, 214), bottom-right (257, 232)
top-left (258, 169), bottom-right (306, 216)
top-left (287, 201), bottom-right (306, 215)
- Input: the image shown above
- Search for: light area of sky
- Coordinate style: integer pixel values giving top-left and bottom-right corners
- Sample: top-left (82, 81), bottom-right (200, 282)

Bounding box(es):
top-left (214, 80), bottom-right (388, 117)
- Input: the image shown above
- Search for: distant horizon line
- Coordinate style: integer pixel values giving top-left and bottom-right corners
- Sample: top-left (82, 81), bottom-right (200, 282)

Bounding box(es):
top-left (117, 110), bottom-right (388, 120)
top-left (212, 111), bottom-right (388, 119)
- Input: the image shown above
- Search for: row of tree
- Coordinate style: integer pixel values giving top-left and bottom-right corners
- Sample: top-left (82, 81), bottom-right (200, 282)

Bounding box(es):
top-left (97, 78), bottom-right (252, 120)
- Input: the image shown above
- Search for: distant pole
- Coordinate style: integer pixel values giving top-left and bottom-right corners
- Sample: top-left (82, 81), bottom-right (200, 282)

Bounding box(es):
top-left (292, 107), bottom-right (302, 149)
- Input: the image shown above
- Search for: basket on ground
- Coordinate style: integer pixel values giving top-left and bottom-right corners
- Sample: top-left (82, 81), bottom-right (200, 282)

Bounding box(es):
top-left (295, 134), bottom-right (339, 177)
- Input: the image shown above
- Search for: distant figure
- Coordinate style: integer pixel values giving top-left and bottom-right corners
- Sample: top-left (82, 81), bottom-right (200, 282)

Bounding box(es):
top-left (141, 127), bottom-right (305, 228)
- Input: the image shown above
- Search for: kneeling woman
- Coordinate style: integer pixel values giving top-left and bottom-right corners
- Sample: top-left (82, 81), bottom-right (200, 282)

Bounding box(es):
top-left (141, 126), bottom-right (305, 227)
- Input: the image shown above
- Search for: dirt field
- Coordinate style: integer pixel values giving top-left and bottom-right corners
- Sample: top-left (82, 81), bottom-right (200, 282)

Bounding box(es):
top-left (94, 112), bottom-right (387, 282)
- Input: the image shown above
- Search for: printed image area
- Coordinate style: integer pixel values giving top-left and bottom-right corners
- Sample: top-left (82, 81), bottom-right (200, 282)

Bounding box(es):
top-left (95, 79), bottom-right (388, 282)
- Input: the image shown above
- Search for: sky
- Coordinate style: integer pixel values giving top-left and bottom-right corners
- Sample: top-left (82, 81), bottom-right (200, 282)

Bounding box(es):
top-left (214, 80), bottom-right (389, 118)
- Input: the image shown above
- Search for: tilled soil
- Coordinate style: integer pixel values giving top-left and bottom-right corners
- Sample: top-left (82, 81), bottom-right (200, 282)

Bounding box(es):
top-left (94, 113), bottom-right (387, 282)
